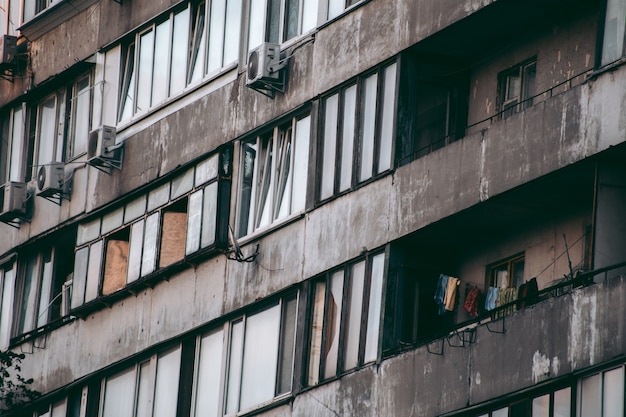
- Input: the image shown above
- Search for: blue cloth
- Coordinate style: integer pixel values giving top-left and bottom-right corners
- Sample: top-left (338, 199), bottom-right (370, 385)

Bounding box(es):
top-left (434, 274), bottom-right (449, 315)
top-left (485, 287), bottom-right (499, 311)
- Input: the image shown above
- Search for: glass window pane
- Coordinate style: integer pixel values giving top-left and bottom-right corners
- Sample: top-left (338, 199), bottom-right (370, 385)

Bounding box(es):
top-left (532, 394), bottom-right (549, 417)
top-left (323, 271), bottom-right (343, 379)
top-left (223, 0), bottom-right (241, 65)
top-left (36, 251), bottom-right (54, 328)
top-left (9, 108), bottom-right (24, 182)
top-left (225, 320), bottom-right (244, 414)
top-left (71, 247), bottom-right (89, 309)
top-left (195, 154), bottom-right (219, 186)
top-left (284, 0), bottom-right (299, 40)
top-left (604, 367), bottom-right (624, 417)
top-left (302, 0), bottom-right (317, 33)
top-left (119, 44), bottom-right (136, 122)
top-left (276, 295), bottom-right (298, 394)
top-left (247, 0), bottom-right (264, 52)
top-left (308, 281), bottom-right (326, 386)
top-left (38, 96), bottom-right (57, 166)
top-left (378, 63), bottom-right (396, 173)
top-left (101, 368), bottom-right (136, 417)
top-left (153, 347), bottom-right (182, 417)
top-left (189, 3), bottom-right (207, 84)
top-left (101, 207), bottom-right (124, 235)
top-left (359, 73), bottom-right (378, 182)
top-left (364, 253), bottom-right (384, 363)
top-left (0, 268), bottom-right (15, 349)
top-left (339, 85), bottom-right (356, 192)
top-left (127, 220), bottom-right (145, 283)
top-left (492, 407), bottom-right (508, 417)
top-left (136, 30), bottom-right (155, 113)
top-left (553, 387), bottom-right (571, 417)
top-left (291, 116), bottom-right (310, 213)
top-left (208, 0), bottom-right (226, 73)
top-left (186, 190), bottom-right (203, 255)
top-left (124, 195), bottom-right (147, 223)
top-left (328, 0), bottom-right (343, 20)
top-left (344, 261), bottom-right (365, 371)
top-left (85, 240), bottom-right (103, 302)
top-left (237, 142), bottom-right (257, 238)
top-left (171, 7), bottom-right (190, 95)
top-left (320, 94), bottom-right (339, 200)
top-left (72, 77), bottom-right (91, 157)
top-left (240, 304), bottom-right (281, 411)
top-left (601, 0), bottom-right (626, 65)
top-left (274, 126), bottom-right (293, 221)
top-left (152, 20), bottom-right (171, 106)
top-left (17, 255), bottom-right (39, 334)
top-left (51, 400), bottom-right (66, 417)
top-left (194, 329), bottom-right (224, 417)
top-left (267, 0), bottom-right (280, 43)
top-left (201, 182), bottom-right (218, 248)
top-left (141, 213), bottom-right (159, 276)
top-left (580, 373), bottom-right (601, 417)
top-left (148, 182), bottom-right (170, 211)
top-left (171, 168), bottom-right (194, 200)
top-left (135, 361), bottom-right (152, 417)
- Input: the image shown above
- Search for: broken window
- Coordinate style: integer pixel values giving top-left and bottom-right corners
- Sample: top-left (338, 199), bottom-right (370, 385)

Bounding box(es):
top-left (193, 293), bottom-right (298, 416)
top-left (307, 251), bottom-right (385, 386)
top-left (100, 346), bottom-right (182, 417)
top-left (318, 62), bottom-right (397, 202)
top-left (237, 115), bottom-right (310, 238)
top-left (159, 200), bottom-right (188, 268)
top-left (498, 59), bottom-right (536, 119)
top-left (102, 228), bottom-right (130, 296)
top-left (601, 0), bottom-right (626, 66)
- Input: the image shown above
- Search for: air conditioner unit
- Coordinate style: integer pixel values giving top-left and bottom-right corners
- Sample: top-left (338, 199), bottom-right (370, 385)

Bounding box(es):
top-left (87, 125), bottom-right (122, 173)
top-left (246, 43), bottom-right (286, 97)
top-left (36, 162), bottom-right (65, 197)
top-left (0, 181), bottom-right (26, 221)
top-left (0, 35), bottom-right (17, 67)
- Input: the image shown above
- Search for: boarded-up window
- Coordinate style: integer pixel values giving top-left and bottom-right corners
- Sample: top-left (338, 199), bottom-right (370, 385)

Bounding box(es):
top-left (160, 200), bottom-right (188, 268)
top-left (103, 229), bottom-right (130, 295)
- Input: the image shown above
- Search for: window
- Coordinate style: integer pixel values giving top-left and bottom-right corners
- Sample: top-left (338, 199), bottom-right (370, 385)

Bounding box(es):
top-left (532, 387), bottom-right (571, 417)
top-left (193, 293), bottom-right (297, 416)
top-left (326, 0), bottom-right (360, 20)
top-left (12, 231), bottom-right (75, 339)
top-left (601, 0), bottom-right (626, 66)
top-left (236, 114), bottom-right (310, 238)
top-left (318, 62), bottom-right (397, 202)
top-left (72, 150), bottom-right (231, 310)
top-left (119, 6), bottom-right (192, 122)
top-left (1, 0), bottom-right (21, 35)
top-left (307, 251), bottom-right (385, 386)
top-left (247, 0), bottom-right (317, 51)
top-left (189, 0), bottom-right (241, 83)
top-left (0, 262), bottom-right (16, 349)
top-left (0, 105), bottom-right (29, 184)
top-left (67, 73), bottom-right (93, 159)
top-left (487, 253), bottom-right (525, 290)
top-left (34, 90), bottom-right (66, 172)
top-left (498, 59), bottom-right (536, 119)
top-left (100, 346), bottom-right (182, 417)
top-left (579, 367), bottom-right (624, 417)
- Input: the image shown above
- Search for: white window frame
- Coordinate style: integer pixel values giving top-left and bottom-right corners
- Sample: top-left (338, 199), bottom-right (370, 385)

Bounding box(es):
top-left (33, 90), bottom-right (66, 175)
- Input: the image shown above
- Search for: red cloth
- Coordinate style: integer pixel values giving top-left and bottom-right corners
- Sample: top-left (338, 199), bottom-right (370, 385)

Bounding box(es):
top-left (463, 287), bottom-right (481, 317)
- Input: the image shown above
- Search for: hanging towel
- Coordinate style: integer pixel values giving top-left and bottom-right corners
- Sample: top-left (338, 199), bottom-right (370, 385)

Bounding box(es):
top-left (485, 286), bottom-right (499, 311)
top-left (444, 277), bottom-right (460, 311)
top-left (463, 286), bottom-right (481, 317)
top-left (518, 277), bottom-right (539, 308)
top-left (434, 274), bottom-right (449, 315)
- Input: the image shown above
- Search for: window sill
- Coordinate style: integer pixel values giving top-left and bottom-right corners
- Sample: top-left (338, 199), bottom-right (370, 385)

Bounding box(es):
top-left (233, 394), bottom-right (294, 417)
top-left (9, 315), bottom-right (77, 349)
top-left (317, 0), bottom-right (373, 32)
top-left (236, 211), bottom-right (306, 247)
top-left (315, 168), bottom-right (395, 209)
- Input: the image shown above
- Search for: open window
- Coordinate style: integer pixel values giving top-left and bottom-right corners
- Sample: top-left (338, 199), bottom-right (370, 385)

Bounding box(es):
top-left (486, 253), bottom-right (525, 290)
top-left (306, 251), bottom-right (385, 386)
top-left (237, 114), bottom-right (310, 238)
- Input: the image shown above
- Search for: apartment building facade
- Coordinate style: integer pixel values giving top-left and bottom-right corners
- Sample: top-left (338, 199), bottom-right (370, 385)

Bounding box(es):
top-left (0, 0), bottom-right (625, 416)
